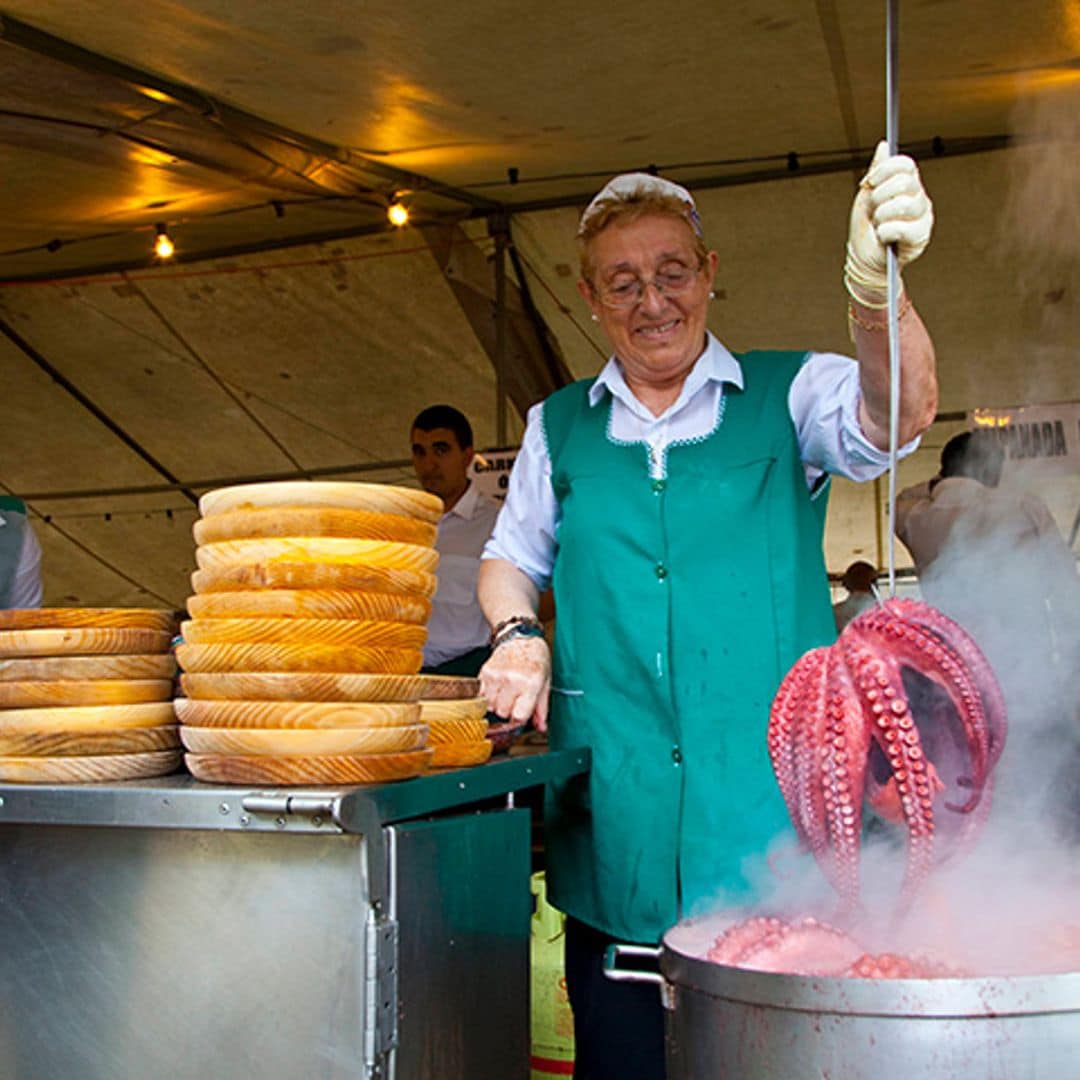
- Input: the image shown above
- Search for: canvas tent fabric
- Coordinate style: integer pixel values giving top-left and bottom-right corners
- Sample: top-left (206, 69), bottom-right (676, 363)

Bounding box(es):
top-left (0, 2), bottom-right (1077, 606)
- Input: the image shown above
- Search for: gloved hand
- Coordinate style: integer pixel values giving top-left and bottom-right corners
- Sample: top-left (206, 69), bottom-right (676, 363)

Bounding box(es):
top-left (844, 140), bottom-right (934, 308)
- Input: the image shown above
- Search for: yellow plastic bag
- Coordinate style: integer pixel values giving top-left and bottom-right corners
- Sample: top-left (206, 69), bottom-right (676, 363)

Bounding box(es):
top-left (530, 871), bottom-right (575, 1078)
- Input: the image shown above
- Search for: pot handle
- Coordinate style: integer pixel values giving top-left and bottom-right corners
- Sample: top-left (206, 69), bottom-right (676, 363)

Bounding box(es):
top-left (603, 943), bottom-right (663, 986)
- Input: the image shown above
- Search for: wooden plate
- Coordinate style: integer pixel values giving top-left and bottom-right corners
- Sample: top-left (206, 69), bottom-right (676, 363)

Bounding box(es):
top-left (0, 749), bottom-right (182, 783)
top-left (0, 726), bottom-right (181, 756)
top-left (430, 741), bottom-right (493, 769)
top-left (176, 642), bottom-right (423, 675)
top-left (191, 561), bottom-right (438, 599)
top-left (415, 674), bottom-right (483, 700)
top-left (180, 724), bottom-right (428, 755)
top-left (185, 749), bottom-right (433, 785)
top-left (0, 702), bottom-right (177, 732)
top-left (181, 617), bottom-right (428, 650)
top-left (194, 507), bottom-right (437, 548)
top-left (174, 697), bottom-right (421, 729)
top-left (0, 679), bottom-right (174, 708)
top-left (179, 671), bottom-right (426, 702)
top-left (424, 715), bottom-right (490, 746)
top-left (186, 589), bottom-right (431, 625)
top-left (419, 698), bottom-right (490, 726)
top-left (0, 628), bottom-right (173, 658)
top-left (0, 608), bottom-right (178, 632)
top-left (198, 481), bottom-right (442, 524)
top-left (0, 654), bottom-right (177, 682)
top-left (195, 537), bottom-right (439, 574)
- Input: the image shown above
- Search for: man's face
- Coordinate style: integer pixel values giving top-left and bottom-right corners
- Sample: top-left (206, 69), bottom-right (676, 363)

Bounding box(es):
top-left (411, 426), bottom-right (473, 505)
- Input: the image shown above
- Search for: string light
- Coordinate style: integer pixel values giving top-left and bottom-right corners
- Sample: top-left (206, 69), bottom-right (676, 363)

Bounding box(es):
top-left (154, 223), bottom-right (175, 259)
top-left (387, 197), bottom-right (410, 227)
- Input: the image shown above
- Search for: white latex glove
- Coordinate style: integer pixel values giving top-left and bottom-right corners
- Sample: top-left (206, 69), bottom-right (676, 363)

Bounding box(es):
top-left (479, 635), bottom-right (552, 730)
top-left (844, 140), bottom-right (934, 308)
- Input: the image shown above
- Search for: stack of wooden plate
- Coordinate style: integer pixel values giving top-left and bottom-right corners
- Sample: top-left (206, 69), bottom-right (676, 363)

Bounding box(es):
top-left (416, 674), bottom-right (494, 768)
top-left (177, 480), bottom-right (445, 785)
top-left (0, 608), bottom-right (181, 782)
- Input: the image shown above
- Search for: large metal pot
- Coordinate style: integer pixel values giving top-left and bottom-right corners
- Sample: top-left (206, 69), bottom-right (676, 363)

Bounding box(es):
top-left (605, 916), bottom-right (1080, 1079)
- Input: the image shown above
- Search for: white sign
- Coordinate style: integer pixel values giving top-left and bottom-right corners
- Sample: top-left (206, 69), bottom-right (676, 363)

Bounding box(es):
top-left (470, 447), bottom-right (520, 503)
top-left (968, 402), bottom-right (1080, 479)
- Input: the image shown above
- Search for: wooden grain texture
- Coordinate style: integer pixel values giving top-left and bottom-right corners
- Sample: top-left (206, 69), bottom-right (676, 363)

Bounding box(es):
top-left (0, 725), bottom-right (181, 756)
top-left (174, 697), bottom-right (421, 729)
top-left (179, 671), bottom-right (426, 703)
top-left (185, 749), bottom-right (433, 785)
top-left (181, 617), bottom-right (428, 650)
top-left (192, 561), bottom-right (437, 599)
top-left (175, 642), bottom-right (423, 675)
top-left (0, 608), bottom-right (178, 632)
top-left (198, 481), bottom-right (442, 524)
top-left (0, 749), bottom-right (182, 783)
top-left (430, 740), bottom-right (493, 769)
top-left (194, 507), bottom-right (437, 547)
top-left (0, 679), bottom-right (174, 708)
top-left (0, 628), bottom-right (173, 658)
top-left (419, 698), bottom-right (490, 727)
top-left (180, 724), bottom-right (428, 755)
top-left (195, 537), bottom-right (439, 574)
top-left (0, 654), bottom-right (177, 682)
top-left (414, 675), bottom-right (483, 700)
top-left (186, 589), bottom-right (431, 625)
top-left (0, 702), bottom-right (177, 732)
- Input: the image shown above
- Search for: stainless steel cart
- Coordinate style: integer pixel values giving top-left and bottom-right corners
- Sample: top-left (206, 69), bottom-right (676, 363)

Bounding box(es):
top-left (0, 750), bottom-right (588, 1080)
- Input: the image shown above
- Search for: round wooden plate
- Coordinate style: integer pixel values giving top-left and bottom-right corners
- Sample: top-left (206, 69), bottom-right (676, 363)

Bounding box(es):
top-left (176, 642), bottom-right (423, 675)
top-left (195, 537), bottom-right (439, 574)
top-left (185, 749), bottom-right (433, 785)
top-left (0, 749), bottom-right (182, 783)
top-left (0, 628), bottom-right (173, 658)
top-left (191, 561), bottom-right (438, 599)
top-left (180, 724), bottom-right (428, 755)
top-left (194, 507), bottom-right (437, 548)
top-left (0, 654), bottom-right (177, 682)
top-left (0, 702), bottom-right (177, 732)
top-left (180, 617), bottom-right (428, 650)
top-left (424, 715), bottom-right (490, 746)
top-left (174, 697), bottom-right (421, 729)
top-left (179, 671), bottom-right (426, 702)
top-left (186, 589), bottom-right (432, 625)
top-left (419, 698), bottom-right (490, 726)
top-left (0, 726), bottom-right (180, 756)
top-left (415, 674), bottom-right (483, 700)
top-left (0, 608), bottom-right (177, 632)
top-left (430, 740), bottom-right (493, 769)
top-left (0, 679), bottom-right (174, 709)
top-left (198, 480), bottom-right (442, 524)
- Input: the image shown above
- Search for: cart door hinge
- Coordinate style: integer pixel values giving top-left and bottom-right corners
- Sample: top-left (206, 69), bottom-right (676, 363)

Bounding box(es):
top-left (239, 793), bottom-right (342, 830)
top-left (364, 913), bottom-right (399, 1074)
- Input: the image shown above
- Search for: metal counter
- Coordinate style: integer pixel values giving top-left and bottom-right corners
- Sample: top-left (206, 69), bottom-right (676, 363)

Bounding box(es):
top-left (0, 750), bottom-right (588, 1080)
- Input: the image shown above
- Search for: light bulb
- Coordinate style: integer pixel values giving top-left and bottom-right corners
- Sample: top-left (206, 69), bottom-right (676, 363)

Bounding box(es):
top-left (154, 223), bottom-right (175, 259)
top-left (387, 201), bottom-right (409, 227)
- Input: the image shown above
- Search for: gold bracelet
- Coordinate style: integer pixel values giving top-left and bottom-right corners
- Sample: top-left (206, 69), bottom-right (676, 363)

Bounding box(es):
top-left (847, 294), bottom-right (912, 332)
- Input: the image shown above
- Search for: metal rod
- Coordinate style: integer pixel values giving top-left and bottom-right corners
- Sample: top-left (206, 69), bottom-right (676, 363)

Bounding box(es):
top-left (885, 0), bottom-right (901, 598)
top-left (493, 216), bottom-right (509, 445)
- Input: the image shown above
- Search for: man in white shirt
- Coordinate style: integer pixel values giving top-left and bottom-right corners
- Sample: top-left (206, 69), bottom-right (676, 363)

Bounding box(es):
top-left (0, 496), bottom-right (43, 608)
top-left (411, 405), bottom-right (501, 676)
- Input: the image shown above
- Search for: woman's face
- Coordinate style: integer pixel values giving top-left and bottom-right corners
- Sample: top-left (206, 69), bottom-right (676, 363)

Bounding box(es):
top-left (578, 213), bottom-right (718, 390)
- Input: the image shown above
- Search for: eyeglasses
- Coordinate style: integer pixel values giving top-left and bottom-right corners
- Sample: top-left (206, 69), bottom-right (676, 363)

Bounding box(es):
top-left (591, 259), bottom-right (704, 309)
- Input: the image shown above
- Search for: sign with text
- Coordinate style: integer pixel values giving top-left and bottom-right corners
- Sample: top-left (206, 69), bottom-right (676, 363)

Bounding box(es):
top-left (969, 402), bottom-right (1080, 479)
top-left (470, 447), bottom-right (520, 503)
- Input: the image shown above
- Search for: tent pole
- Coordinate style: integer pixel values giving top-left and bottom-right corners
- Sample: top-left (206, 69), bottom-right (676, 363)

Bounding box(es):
top-left (493, 213), bottom-right (509, 444)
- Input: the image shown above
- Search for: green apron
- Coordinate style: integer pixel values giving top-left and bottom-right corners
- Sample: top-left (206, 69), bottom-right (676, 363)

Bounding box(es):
top-left (0, 497), bottom-right (29, 607)
top-left (542, 351), bottom-right (836, 943)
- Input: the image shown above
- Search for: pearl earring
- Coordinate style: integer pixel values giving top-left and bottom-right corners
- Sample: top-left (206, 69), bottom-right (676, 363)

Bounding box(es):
top-left (709, 291), bottom-right (716, 300)
top-left (591, 313), bottom-right (599, 322)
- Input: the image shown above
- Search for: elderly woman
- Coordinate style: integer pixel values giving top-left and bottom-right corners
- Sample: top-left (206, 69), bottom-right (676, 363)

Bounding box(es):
top-left (480, 144), bottom-right (937, 1079)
